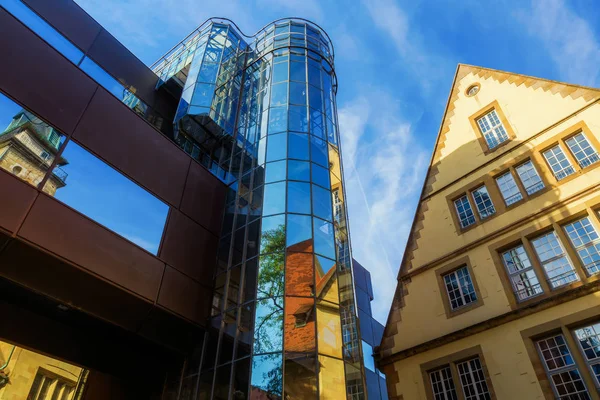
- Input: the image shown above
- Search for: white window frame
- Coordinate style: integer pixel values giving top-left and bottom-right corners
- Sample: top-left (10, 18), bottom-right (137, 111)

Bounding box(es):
top-left (564, 217), bottom-right (600, 276)
top-left (456, 357), bottom-right (492, 400)
top-left (476, 109), bottom-right (509, 149)
top-left (429, 366), bottom-right (458, 400)
top-left (495, 172), bottom-right (523, 206)
top-left (543, 145), bottom-right (576, 181)
top-left (471, 186), bottom-right (496, 220)
top-left (501, 244), bottom-right (543, 301)
top-left (442, 266), bottom-right (477, 311)
top-left (454, 195), bottom-right (475, 229)
top-left (531, 231), bottom-right (579, 289)
top-left (574, 322), bottom-right (600, 389)
top-left (565, 132), bottom-right (600, 169)
top-left (515, 160), bottom-right (545, 195)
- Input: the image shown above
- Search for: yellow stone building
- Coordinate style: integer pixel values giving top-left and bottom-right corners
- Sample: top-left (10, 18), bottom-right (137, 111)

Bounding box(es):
top-left (379, 64), bottom-right (600, 400)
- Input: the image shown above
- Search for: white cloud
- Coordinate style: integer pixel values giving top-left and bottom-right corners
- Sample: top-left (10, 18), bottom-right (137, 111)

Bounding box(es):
top-left (518, 0), bottom-right (600, 86)
top-left (339, 89), bottom-right (428, 323)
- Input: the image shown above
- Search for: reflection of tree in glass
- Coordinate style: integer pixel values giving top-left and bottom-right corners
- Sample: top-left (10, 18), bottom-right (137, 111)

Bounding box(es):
top-left (254, 224), bottom-right (284, 355)
top-left (251, 354), bottom-right (283, 399)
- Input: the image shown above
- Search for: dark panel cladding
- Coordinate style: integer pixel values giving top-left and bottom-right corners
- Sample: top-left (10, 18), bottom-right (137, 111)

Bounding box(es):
top-left (21, 0), bottom-right (102, 52)
top-left (86, 29), bottom-right (160, 105)
top-left (17, 194), bottom-right (165, 300)
top-left (0, 239), bottom-right (153, 332)
top-left (0, 9), bottom-right (97, 134)
top-left (159, 209), bottom-right (218, 283)
top-left (137, 305), bottom-right (204, 354)
top-left (158, 266), bottom-right (212, 325)
top-left (0, 169), bottom-right (37, 234)
top-left (73, 88), bottom-right (190, 207)
top-left (180, 160), bottom-right (227, 235)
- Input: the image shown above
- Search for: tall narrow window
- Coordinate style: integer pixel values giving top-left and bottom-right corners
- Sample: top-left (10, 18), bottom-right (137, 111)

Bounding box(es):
top-left (543, 145), bottom-right (575, 180)
top-left (501, 245), bottom-right (543, 301)
top-left (564, 217), bottom-right (600, 276)
top-left (574, 323), bottom-right (600, 387)
top-left (456, 358), bottom-right (491, 400)
top-left (471, 186), bottom-right (495, 219)
top-left (454, 195), bottom-right (475, 228)
top-left (566, 132), bottom-right (600, 168)
top-left (515, 160), bottom-right (545, 195)
top-left (443, 266), bottom-right (477, 310)
top-left (496, 172), bottom-right (522, 206)
top-left (531, 231), bottom-right (578, 288)
top-left (429, 366), bottom-right (458, 400)
top-left (476, 110), bottom-right (509, 149)
top-left (537, 335), bottom-right (591, 399)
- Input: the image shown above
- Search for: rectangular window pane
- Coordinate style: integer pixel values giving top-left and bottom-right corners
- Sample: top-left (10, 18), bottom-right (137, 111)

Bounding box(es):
top-left (476, 109), bottom-right (509, 149)
top-left (471, 186), bottom-right (495, 219)
top-left (574, 323), bottom-right (600, 387)
top-left (565, 132), bottom-right (600, 168)
top-left (443, 266), bottom-right (477, 310)
top-left (531, 231), bottom-right (578, 288)
top-left (0, 93), bottom-right (67, 192)
top-left (44, 141), bottom-right (169, 254)
top-left (454, 195), bottom-right (475, 229)
top-left (429, 366), bottom-right (458, 400)
top-left (564, 217), bottom-right (600, 276)
top-left (543, 145), bottom-right (575, 180)
top-left (515, 160), bottom-right (545, 195)
top-left (456, 357), bottom-right (491, 400)
top-left (501, 245), bottom-right (543, 301)
top-left (496, 172), bottom-right (523, 206)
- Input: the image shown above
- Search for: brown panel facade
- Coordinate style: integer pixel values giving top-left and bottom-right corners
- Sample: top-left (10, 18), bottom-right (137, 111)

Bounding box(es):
top-left (21, 0), bottom-right (102, 52)
top-left (17, 194), bottom-right (165, 300)
top-left (86, 29), bottom-right (160, 105)
top-left (180, 160), bottom-right (227, 235)
top-left (158, 266), bottom-right (212, 325)
top-left (0, 9), bottom-right (98, 134)
top-left (0, 169), bottom-right (37, 234)
top-left (0, 239), bottom-right (153, 332)
top-left (73, 88), bottom-right (190, 207)
top-left (159, 209), bottom-right (218, 283)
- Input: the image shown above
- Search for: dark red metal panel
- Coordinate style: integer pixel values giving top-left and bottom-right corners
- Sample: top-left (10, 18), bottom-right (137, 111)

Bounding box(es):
top-left (72, 88), bottom-right (190, 207)
top-left (21, 0), bottom-right (102, 52)
top-left (17, 194), bottom-right (165, 301)
top-left (0, 169), bottom-right (37, 234)
top-left (159, 209), bottom-right (218, 283)
top-left (0, 9), bottom-right (98, 134)
top-left (157, 266), bottom-right (212, 325)
top-left (180, 160), bottom-right (227, 236)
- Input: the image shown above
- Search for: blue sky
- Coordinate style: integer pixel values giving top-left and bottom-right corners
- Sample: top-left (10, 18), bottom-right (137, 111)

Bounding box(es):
top-left (74, 0), bottom-right (600, 323)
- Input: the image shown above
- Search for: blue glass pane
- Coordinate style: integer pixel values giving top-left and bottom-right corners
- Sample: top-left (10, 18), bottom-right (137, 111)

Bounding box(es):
top-left (287, 214), bottom-right (312, 248)
top-left (290, 61), bottom-right (306, 82)
top-left (269, 107), bottom-right (287, 134)
top-left (191, 83), bottom-right (215, 107)
top-left (270, 83), bottom-right (288, 107)
top-left (1, 0), bottom-right (84, 64)
top-left (260, 214), bottom-right (285, 254)
top-left (308, 65), bottom-right (321, 88)
top-left (265, 160), bottom-right (286, 183)
top-left (312, 163), bottom-right (331, 188)
top-left (198, 62), bottom-right (219, 83)
top-left (47, 142), bottom-right (168, 254)
top-left (289, 82), bottom-right (307, 105)
top-left (288, 160), bottom-right (310, 182)
top-left (315, 254), bottom-right (336, 276)
top-left (309, 85), bottom-right (323, 112)
top-left (287, 181), bottom-right (311, 214)
top-left (79, 57), bottom-right (124, 99)
top-left (251, 354), bottom-right (283, 396)
top-left (289, 133), bottom-right (309, 160)
top-left (253, 301), bottom-right (283, 354)
top-left (267, 133), bottom-right (287, 162)
top-left (273, 62), bottom-right (288, 83)
top-left (310, 111), bottom-right (325, 139)
top-left (289, 105), bottom-right (308, 132)
top-left (313, 217), bottom-right (335, 259)
top-left (312, 184), bottom-right (333, 221)
top-left (263, 182), bottom-right (286, 216)
top-left (310, 137), bottom-right (328, 167)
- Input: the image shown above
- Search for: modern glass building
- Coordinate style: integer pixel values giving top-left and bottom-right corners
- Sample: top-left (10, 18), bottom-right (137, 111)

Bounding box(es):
top-left (151, 18), bottom-right (367, 399)
top-left (0, 1), bottom-right (369, 398)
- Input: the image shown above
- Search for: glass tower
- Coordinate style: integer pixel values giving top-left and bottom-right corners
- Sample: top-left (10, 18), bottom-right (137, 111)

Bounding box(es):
top-left (153, 18), bottom-right (366, 399)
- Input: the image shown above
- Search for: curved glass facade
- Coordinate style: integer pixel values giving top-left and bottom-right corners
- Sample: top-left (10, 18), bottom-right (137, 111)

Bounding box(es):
top-left (155, 18), bottom-right (366, 399)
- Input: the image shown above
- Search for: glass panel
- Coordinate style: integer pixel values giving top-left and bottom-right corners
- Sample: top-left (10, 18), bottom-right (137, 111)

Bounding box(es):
top-left (289, 133), bottom-right (310, 160)
top-left (290, 61), bottom-right (306, 82)
top-left (312, 184), bottom-right (333, 221)
top-left (496, 172), bottom-right (523, 206)
top-left (310, 111), bottom-right (325, 139)
top-left (262, 182), bottom-right (286, 216)
top-left (285, 297), bottom-right (316, 352)
top-left (261, 214), bottom-right (285, 254)
top-left (574, 323), bottom-right (600, 361)
top-left (515, 160), bottom-right (545, 195)
top-left (265, 160), bottom-right (286, 183)
top-left (286, 251), bottom-right (314, 296)
top-left (257, 252), bottom-right (284, 299)
top-left (284, 353), bottom-right (317, 398)
top-left (537, 335), bottom-right (574, 370)
top-left (232, 358), bottom-right (251, 400)
top-left (287, 181), bottom-right (311, 215)
top-left (79, 57), bottom-right (125, 100)
top-left (268, 107), bottom-right (288, 135)
top-left (267, 132), bottom-right (287, 162)
top-left (318, 355), bottom-right (346, 400)
top-left (273, 61), bottom-right (288, 83)
top-left (312, 163), bottom-right (331, 189)
top-left (289, 105), bottom-right (308, 132)
top-left (309, 85), bottom-right (323, 112)
top-left (543, 145), bottom-right (575, 180)
top-left (454, 195), bottom-right (475, 228)
top-left (315, 255), bottom-right (336, 277)
top-left (253, 297), bottom-right (284, 353)
top-left (45, 141), bottom-right (168, 254)
top-left (212, 364), bottom-right (232, 398)
top-left (288, 160), bottom-right (310, 182)
top-left (564, 217), bottom-right (600, 275)
top-left (310, 136), bottom-right (328, 167)
top-left (287, 214), bottom-right (312, 249)
top-left (308, 64), bottom-right (321, 88)
top-left (0, 0), bottom-right (84, 64)
top-left (313, 217), bottom-right (336, 261)
top-left (565, 132), bottom-right (600, 168)
top-left (531, 231), bottom-right (578, 288)
top-left (270, 83), bottom-right (288, 107)
top-left (471, 186), bottom-right (496, 219)
top-left (250, 354), bottom-right (283, 399)
top-left (289, 82), bottom-right (307, 105)
top-left (0, 96), bottom-right (67, 192)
